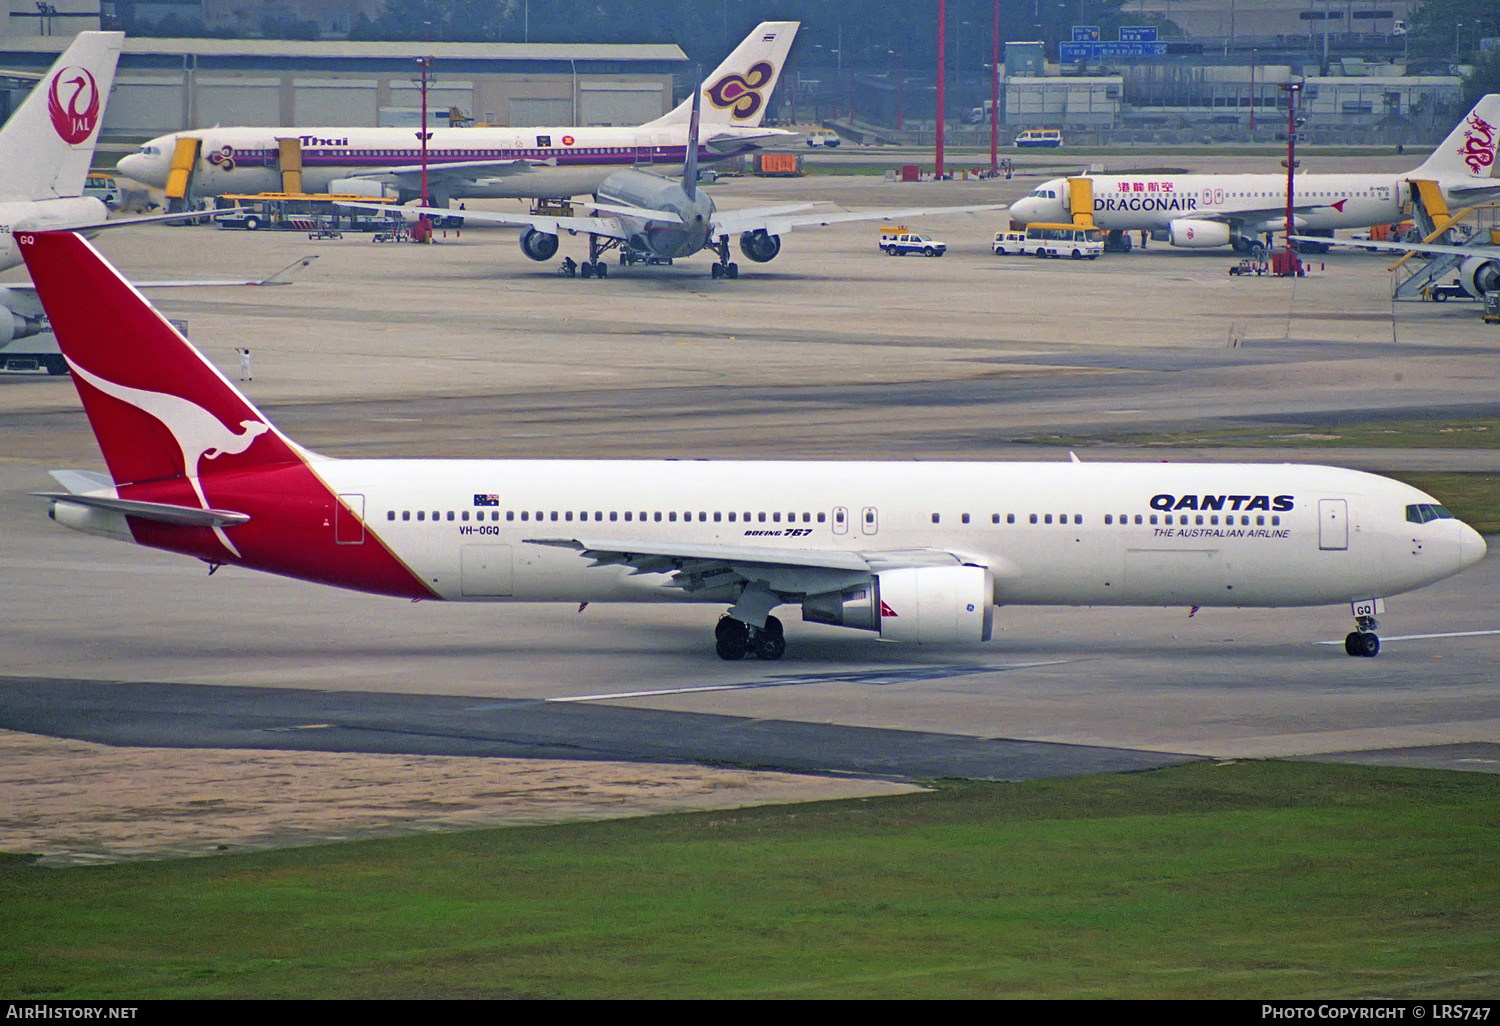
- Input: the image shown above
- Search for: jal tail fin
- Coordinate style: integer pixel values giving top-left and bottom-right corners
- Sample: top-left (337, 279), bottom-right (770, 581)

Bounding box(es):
top-left (645, 21), bottom-right (798, 128)
top-left (0, 31), bottom-right (123, 202)
top-left (16, 231), bottom-right (303, 489)
top-left (1411, 93), bottom-right (1500, 180)
top-left (682, 88), bottom-right (701, 199)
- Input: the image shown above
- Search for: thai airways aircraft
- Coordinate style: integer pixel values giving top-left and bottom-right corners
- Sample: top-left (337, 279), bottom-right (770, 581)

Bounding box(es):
top-left (359, 92), bottom-right (1004, 278)
top-left (115, 22), bottom-right (800, 208)
top-left (1009, 94), bottom-right (1500, 254)
top-left (19, 230), bottom-right (1486, 660)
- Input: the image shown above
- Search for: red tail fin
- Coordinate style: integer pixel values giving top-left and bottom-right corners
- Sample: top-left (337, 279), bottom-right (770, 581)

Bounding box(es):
top-left (17, 231), bottom-right (299, 487)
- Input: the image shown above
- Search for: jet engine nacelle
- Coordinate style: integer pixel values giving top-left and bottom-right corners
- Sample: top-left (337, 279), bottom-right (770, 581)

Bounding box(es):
top-left (738, 229), bottom-right (782, 263)
top-left (519, 227), bottom-right (560, 262)
top-left (801, 565), bottom-right (994, 643)
top-left (1168, 219), bottom-right (1232, 248)
top-left (0, 291), bottom-right (45, 346)
top-left (328, 179), bottom-right (389, 199)
top-left (0, 309), bottom-right (44, 346)
top-left (1459, 255), bottom-right (1500, 298)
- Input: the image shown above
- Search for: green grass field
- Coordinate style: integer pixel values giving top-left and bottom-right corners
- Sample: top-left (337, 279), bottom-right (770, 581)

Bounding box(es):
top-left (3, 761), bottom-right (1495, 998)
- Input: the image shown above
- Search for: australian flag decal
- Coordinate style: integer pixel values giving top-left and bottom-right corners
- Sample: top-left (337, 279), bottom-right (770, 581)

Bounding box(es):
top-left (474, 494), bottom-right (500, 507)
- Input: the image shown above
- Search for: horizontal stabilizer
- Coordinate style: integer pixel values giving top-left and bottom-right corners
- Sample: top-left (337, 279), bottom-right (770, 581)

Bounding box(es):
top-left (36, 491), bottom-right (250, 528)
top-left (48, 468), bottom-right (114, 494)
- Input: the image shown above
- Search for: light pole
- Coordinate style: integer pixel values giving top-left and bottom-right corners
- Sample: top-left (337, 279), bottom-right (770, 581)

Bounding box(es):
top-left (936, 0), bottom-right (946, 180)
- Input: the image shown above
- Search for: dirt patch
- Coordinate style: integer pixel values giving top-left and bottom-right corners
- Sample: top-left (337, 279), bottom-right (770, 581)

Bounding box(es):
top-left (0, 729), bottom-right (918, 867)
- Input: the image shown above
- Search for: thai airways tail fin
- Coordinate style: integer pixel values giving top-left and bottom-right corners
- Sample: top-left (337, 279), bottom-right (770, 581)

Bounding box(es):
top-left (16, 231), bottom-right (302, 489)
top-left (0, 31), bottom-right (123, 202)
top-left (645, 21), bottom-right (798, 128)
top-left (1410, 93), bottom-right (1500, 180)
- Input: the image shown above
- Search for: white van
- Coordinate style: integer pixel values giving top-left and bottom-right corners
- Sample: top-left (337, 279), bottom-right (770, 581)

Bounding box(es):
top-left (1019, 223), bottom-right (1103, 259)
top-left (992, 231), bottom-right (1027, 255)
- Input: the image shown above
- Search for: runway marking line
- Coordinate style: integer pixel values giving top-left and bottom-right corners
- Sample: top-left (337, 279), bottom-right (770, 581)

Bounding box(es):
top-left (1316, 629), bottom-right (1500, 645)
top-left (544, 659), bottom-right (1076, 703)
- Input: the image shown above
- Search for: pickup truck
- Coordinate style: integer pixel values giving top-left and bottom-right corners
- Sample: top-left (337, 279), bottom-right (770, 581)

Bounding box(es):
top-left (880, 230), bottom-right (946, 257)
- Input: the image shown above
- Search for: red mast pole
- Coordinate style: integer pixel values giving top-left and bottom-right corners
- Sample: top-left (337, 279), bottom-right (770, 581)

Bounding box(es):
top-left (990, 0), bottom-right (999, 172)
top-left (1280, 80), bottom-right (1301, 274)
top-left (936, 0), bottom-right (946, 179)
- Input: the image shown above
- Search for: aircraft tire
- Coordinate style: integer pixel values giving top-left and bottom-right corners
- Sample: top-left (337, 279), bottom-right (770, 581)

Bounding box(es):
top-left (1345, 632), bottom-right (1361, 656)
top-left (755, 633), bottom-right (786, 660)
top-left (580, 262), bottom-right (593, 279)
top-left (726, 263), bottom-right (739, 279)
top-left (594, 262), bottom-right (608, 279)
top-left (1360, 633), bottom-right (1380, 657)
top-left (715, 617), bottom-right (749, 660)
top-left (711, 263), bottom-right (723, 279)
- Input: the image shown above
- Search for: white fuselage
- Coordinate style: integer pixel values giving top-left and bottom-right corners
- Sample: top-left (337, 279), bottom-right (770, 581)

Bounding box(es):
top-left (117, 125), bottom-right (774, 202)
top-left (0, 197), bottom-right (107, 271)
top-left (274, 458), bottom-right (1480, 610)
top-left (1009, 172), bottom-right (1427, 239)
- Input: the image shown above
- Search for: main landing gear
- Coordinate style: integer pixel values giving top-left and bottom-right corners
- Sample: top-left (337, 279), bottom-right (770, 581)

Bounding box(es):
top-left (710, 234), bottom-right (739, 280)
top-left (715, 614), bottom-right (784, 661)
top-left (1344, 614), bottom-right (1380, 657)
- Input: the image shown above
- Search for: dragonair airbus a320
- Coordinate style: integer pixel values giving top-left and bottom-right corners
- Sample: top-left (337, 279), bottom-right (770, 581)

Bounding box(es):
top-left (19, 232), bottom-right (1485, 660)
top-left (1009, 94), bottom-right (1500, 254)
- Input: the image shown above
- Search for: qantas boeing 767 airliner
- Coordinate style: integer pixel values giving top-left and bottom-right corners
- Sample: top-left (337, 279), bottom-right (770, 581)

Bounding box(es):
top-left (18, 231), bottom-right (1486, 660)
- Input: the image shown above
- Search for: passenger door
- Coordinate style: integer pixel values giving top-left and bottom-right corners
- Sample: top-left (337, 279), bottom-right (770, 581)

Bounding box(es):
top-left (1318, 499), bottom-right (1348, 551)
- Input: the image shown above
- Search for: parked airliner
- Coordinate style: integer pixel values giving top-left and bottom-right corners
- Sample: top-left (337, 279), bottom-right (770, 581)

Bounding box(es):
top-left (20, 231), bottom-right (1485, 659)
top-left (358, 92), bottom-right (1003, 279)
top-left (115, 22), bottom-right (800, 208)
top-left (1009, 94), bottom-right (1500, 254)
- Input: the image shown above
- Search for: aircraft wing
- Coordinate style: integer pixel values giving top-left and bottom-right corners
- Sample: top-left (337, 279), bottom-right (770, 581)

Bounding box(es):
top-left (344, 157), bottom-right (548, 190)
top-left (14, 207), bottom-right (242, 235)
top-left (1196, 201), bottom-right (1342, 227)
top-left (1, 254), bottom-right (318, 290)
top-left (1289, 234), bottom-right (1499, 260)
top-left (528, 537), bottom-right (973, 598)
top-left (711, 202), bottom-right (1006, 238)
top-left (338, 199), bottom-right (681, 240)
top-left (703, 128), bottom-right (798, 153)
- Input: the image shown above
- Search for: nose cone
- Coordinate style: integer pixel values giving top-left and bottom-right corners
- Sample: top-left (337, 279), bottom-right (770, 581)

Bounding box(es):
top-left (1009, 197), bottom-right (1038, 223)
top-left (1460, 522), bottom-right (1488, 571)
top-left (115, 152), bottom-right (149, 184)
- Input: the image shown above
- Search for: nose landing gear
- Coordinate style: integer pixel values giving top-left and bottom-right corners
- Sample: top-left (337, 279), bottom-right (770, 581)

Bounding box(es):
top-left (1344, 614), bottom-right (1380, 657)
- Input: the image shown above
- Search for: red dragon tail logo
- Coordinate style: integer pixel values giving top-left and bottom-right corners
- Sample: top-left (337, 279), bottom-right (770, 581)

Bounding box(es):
top-left (47, 67), bottom-right (101, 145)
top-left (1460, 113), bottom-right (1496, 175)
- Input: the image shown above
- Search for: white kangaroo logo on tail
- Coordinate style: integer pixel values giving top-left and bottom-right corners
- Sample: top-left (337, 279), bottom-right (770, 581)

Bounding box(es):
top-left (68, 358), bottom-right (270, 556)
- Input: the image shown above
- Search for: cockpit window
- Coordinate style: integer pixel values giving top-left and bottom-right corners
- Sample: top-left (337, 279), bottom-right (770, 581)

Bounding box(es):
top-left (136, 145), bottom-right (161, 156)
top-left (1406, 503), bottom-right (1454, 524)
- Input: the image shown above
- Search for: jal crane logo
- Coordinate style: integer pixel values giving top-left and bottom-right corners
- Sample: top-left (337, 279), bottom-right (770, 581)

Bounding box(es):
top-left (47, 67), bottom-right (101, 145)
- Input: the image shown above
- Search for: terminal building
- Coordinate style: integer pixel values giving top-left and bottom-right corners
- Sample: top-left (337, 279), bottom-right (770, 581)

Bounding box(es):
top-left (0, 31), bottom-right (689, 156)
